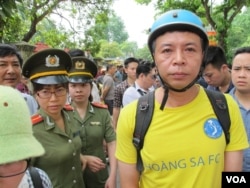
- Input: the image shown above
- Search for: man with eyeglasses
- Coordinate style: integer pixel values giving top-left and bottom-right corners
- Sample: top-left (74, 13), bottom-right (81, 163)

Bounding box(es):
top-left (122, 61), bottom-right (156, 106)
top-left (0, 86), bottom-right (52, 188)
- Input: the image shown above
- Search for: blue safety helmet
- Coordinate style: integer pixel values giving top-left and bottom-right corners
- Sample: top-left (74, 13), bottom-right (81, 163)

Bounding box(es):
top-left (148, 9), bottom-right (208, 54)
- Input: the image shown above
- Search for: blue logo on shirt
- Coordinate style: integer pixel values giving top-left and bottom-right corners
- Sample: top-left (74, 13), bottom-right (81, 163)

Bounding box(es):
top-left (204, 118), bottom-right (222, 139)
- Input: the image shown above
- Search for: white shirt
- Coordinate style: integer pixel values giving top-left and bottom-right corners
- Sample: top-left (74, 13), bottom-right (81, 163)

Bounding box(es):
top-left (122, 82), bottom-right (153, 107)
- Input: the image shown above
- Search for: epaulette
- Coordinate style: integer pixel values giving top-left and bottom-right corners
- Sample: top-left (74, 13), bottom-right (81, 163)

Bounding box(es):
top-left (31, 114), bottom-right (43, 125)
top-left (91, 102), bottom-right (108, 109)
top-left (63, 104), bottom-right (74, 111)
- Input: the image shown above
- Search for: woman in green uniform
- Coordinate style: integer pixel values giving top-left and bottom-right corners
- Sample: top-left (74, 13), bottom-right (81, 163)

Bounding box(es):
top-left (68, 56), bottom-right (117, 188)
top-left (22, 49), bottom-right (85, 188)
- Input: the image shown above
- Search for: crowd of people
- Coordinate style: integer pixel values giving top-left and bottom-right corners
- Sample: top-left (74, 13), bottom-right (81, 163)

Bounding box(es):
top-left (0, 8), bottom-right (249, 188)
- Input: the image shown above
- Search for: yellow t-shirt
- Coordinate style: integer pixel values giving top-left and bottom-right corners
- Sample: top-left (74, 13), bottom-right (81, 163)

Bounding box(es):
top-left (115, 87), bottom-right (249, 188)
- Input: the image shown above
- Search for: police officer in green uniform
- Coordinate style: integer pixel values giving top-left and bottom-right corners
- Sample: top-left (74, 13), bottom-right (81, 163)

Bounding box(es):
top-left (68, 56), bottom-right (117, 188)
top-left (22, 49), bottom-right (85, 188)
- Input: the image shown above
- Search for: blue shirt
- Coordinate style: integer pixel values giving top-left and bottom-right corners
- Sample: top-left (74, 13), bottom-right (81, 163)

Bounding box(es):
top-left (230, 88), bottom-right (250, 172)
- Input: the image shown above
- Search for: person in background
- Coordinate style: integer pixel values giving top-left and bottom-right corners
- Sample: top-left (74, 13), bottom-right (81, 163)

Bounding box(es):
top-left (203, 45), bottom-right (233, 93)
top-left (115, 9), bottom-right (248, 188)
top-left (68, 48), bottom-right (100, 102)
top-left (22, 48), bottom-right (86, 188)
top-left (0, 44), bottom-right (38, 115)
top-left (112, 57), bottom-right (139, 130)
top-left (229, 46), bottom-right (250, 172)
top-left (16, 76), bottom-right (32, 94)
top-left (101, 64), bottom-right (116, 116)
top-left (122, 61), bottom-right (156, 106)
top-left (114, 65), bottom-right (123, 85)
top-left (68, 56), bottom-right (117, 188)
top-left (96, 67), bottom-right (106, 85)
top-left (0, 86), bottom-right (52, 188)
top-left (152, 64), bottom-right (162, 89)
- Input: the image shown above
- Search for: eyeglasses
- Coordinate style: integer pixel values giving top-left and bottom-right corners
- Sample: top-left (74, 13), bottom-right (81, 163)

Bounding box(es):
top-left (37, 87), bottom-right (67, 99)
top-left (0, 159), bottom-right (30, 178)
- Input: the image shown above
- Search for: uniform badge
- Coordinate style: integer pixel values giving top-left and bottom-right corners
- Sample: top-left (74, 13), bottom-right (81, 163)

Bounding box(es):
top-left (90, 122), bottom-right (101, 126)
top-left (75, 60), bottom-right (85, 69)
top-left (45, 55), bottom-right (60, 67)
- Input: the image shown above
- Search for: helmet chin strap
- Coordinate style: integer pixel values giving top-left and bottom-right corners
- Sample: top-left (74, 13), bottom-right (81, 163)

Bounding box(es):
top-left (159, 71), bottom-right (201, 110)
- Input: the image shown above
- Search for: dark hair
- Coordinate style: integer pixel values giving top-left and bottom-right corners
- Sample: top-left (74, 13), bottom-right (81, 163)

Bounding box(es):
top-left (136, 61), bottom-right (154, 78)
top-left (0, 44), bottom-right (23, 67)
top-left (233, 46), bottom-right (250, 57)
top-left (32, 82), bottom-right (68, 93)
top-left (203, 46), bottom-right (227, 69)
top-left (123, 57), bottom-right (139, 68)
top-left (68, 49), bottom-right (85, 57)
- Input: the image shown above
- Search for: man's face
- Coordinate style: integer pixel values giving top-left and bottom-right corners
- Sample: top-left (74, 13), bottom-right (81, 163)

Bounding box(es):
top-left (231, 53), bottom-right (250, 93)
top-left (203, 64), bottom-right (225, 87)
top-left (125, 62), bottom-right (138, 81)
top-left (141, 70), bottom-right (157, 89)
top-left (153, 31), bottom-right (203, 90)
top-left (0, 55), bottom-right (22, 88)
top-left (109, 66), bottom-right (117, 76)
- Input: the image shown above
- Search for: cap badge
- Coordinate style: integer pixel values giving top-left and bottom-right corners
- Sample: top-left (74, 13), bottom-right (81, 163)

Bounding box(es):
top-left (45, 55), bottom-right (60, 67)
top-left (75, 61), bottom-right (85, 69)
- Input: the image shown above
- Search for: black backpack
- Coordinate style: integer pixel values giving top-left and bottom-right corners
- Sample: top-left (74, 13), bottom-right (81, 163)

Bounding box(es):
top-left (133, 89), bottom-right (231, 173)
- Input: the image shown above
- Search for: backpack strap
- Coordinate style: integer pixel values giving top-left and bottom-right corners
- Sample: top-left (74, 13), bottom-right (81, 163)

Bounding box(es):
top-left (29, 167), bottom-right (43, 188)
top-left (133, 91), bottom-right (155, 173)
top-left (204, 89), bottom-right (231, 144)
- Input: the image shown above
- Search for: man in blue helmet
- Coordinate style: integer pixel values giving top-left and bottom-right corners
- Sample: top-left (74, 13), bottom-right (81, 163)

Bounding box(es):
top-left (115, 9), bottom-right (248, 187)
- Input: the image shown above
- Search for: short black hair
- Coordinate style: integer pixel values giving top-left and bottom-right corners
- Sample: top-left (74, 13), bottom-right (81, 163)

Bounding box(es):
top-left (136, 61), bottom-right (154, 78)
top-left (203, 46), bottom-right (227, 69)
top-left (233, 46), bottom-right (250, 57)
top-left (0, 44), bottom-right (23, 67)
top-left (123, 57), bottom-right (139, 68)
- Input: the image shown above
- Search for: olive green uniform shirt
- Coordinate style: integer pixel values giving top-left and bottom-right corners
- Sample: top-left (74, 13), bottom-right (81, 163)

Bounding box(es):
top-left (73, 102), bottom-right (116, 188)
top-left (31, 108), bottom-right (85, 188)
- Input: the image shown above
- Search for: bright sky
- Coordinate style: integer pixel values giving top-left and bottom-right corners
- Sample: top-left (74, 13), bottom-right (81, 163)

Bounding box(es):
top-left (113, 0), bottom-right (155, 48)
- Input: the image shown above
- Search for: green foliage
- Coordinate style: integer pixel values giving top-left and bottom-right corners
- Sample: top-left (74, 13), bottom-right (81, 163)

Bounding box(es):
top-left (135, 0), bottom-right (250, 56)
top-left (227, 7), bottom-right (250, 62)
top-left (84, 11), bottom-right (129, 56)
top-left (0, 0), bottom-right (22, 18)
top-left (30, 19), bottom-right (77, 48)
top-left (2, 15), bottom-right (25, 43)
top-left (0, 0), bottom-right (113, 44)
top-left (97, 40), bottom-right (123, 58)
top-left (120, 41), bottom-right (138, 57)
top-left (106, 14), bottom-right (129, 43)
top-left (134, 44), bottom-right (152, 61)
top-left (135, 0), bottom-right (151, 5)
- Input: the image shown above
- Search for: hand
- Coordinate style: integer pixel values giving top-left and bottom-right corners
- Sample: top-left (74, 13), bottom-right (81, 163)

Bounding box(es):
top-left (85, 155), bottom-right (106, 173)
top-left (105, 176), bottom-right (116, 188)
top-left (80, 154), bottom-right (87, 171)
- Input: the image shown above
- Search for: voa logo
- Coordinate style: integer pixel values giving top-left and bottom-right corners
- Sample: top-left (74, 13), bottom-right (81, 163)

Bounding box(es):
top-left (226, 176), bottom-right (246, 183)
